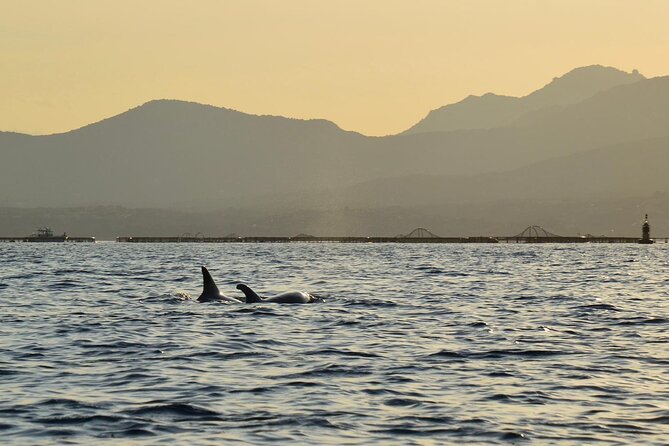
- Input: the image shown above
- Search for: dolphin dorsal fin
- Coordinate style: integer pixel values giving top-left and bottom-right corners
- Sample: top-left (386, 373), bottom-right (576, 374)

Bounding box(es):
top-left (201, 266), bottom-right (221, 297)
top-left (237, 284), bottom-right (263, 303)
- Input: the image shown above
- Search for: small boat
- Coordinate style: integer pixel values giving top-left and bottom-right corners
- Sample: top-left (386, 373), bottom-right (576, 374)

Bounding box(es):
top-left (24, 227), bottom-right (68, 242)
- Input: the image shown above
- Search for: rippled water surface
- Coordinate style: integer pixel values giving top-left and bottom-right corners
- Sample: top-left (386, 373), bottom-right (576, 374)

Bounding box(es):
top-left (1, 242), bottom-right (668, 445)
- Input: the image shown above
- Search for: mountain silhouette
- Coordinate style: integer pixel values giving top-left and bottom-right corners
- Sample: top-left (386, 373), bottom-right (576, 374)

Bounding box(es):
top-left (0, 66), bottom-right (668, 236)
top-left (311, 135), bottom-right (669, 209)
top-left (403, 65), bottom-right (645, 134)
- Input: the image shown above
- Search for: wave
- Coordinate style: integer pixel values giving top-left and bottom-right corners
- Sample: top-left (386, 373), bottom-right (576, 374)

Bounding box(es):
top-left (343, 300), bottom-right (398, 308)
top-left (633, 413), bottom-right (669, 424)
top-left (37, 398), bottom-right (106, 410)
top-left (617, 317), bottom-right (668, 325)
top-left (123, 402), bottom-right (221, 420)
top-left (98, 427), bottom-right (156, 438)
top-left (231, 308), bottom-right (285, 316)
top-left (383, 397), bottom-right (433, 408)
top-left (304, 347), bottom-right (383, 358)
top-left (281, 363), bottom-right (373, 379)
top-left (427, 348), bottom-right (567, 360)
top-left (36, 414), bottom-right (123, 425)
top-left (169, 351), bottom-right (267, 361)
top-left (572, 303), bottom-right (620, 311)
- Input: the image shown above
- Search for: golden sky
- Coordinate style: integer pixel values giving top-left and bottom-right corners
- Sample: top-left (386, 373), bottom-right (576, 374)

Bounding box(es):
top-left (2, 0), bottom-right (668, 136)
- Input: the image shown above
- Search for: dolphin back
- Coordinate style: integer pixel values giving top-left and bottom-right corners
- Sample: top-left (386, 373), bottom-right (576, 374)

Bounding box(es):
top-left (236, 283), bottom-right (315, 304)
top-left (264, 292), bottom-right (313, 304)
top-left (236, 284), bottom-right (264, 303)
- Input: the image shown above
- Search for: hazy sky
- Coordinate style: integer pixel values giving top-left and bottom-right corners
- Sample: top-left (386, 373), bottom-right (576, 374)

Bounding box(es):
top-left (3, 0), bottom-right (669, 136)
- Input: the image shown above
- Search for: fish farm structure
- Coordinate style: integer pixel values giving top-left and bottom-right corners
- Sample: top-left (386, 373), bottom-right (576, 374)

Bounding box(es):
top-left (114, 220), bottom-right (664, 244)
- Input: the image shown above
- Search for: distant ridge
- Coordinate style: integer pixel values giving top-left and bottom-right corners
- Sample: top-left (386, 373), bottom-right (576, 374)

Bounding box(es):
top-left (69, 99), bottom-right (347, 136)
top-left (403, 65), bottom-right (645, 134)
top-left (2, 70), bottom-right (669, 210)
top-left (1, 64), bottom-right (669, 238)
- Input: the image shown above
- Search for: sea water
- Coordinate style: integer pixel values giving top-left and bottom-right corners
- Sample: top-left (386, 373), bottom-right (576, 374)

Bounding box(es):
top-left (0, 242), bottom-right (668, 445)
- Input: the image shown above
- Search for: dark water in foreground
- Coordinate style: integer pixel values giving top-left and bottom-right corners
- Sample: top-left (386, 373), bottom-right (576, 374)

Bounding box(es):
top-left (0, 242), bottom-right (668, 445)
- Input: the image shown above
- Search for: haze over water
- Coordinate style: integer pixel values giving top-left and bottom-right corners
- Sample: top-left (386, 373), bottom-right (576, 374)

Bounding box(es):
top-left (1, 242), bottom-right (668, 445)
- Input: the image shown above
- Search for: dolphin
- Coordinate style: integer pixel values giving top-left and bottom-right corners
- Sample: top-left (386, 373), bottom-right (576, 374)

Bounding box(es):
top-left (198, 266), bottom-right (243, 303)
top-left (236, 283), bottom-right (315, 304)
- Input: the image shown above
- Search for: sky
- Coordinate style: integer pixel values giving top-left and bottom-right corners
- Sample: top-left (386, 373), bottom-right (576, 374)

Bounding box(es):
top-left (2, 0), bottom-right (669, 136)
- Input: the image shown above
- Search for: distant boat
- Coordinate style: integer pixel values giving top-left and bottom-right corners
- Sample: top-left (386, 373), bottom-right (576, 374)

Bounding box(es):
top-left (25, 227), bottom-right (68, 242)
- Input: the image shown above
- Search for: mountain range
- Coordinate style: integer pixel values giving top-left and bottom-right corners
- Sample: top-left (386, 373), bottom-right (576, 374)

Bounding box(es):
top-left (404, 65), bottom-right (645, 134)
top-left (1, 65), bottom-right (668, 238)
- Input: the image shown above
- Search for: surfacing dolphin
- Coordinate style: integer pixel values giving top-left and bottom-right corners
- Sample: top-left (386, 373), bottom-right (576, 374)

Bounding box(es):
top-left (236, 283), bottom-right (315, 304)
top-left (198, 266), bottom-right (242, 303)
